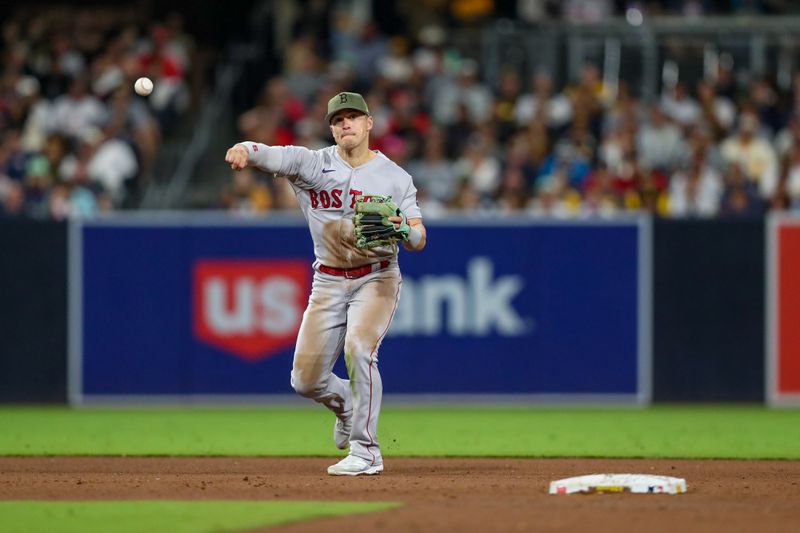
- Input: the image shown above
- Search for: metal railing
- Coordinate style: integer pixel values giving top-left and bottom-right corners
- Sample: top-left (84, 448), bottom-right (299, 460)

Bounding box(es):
top-left (476, 16), bottom-right (800, 100)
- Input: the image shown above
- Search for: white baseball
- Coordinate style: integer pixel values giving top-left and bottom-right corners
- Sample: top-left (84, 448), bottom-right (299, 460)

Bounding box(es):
top-left (134, 77), bottom-right (154, 96)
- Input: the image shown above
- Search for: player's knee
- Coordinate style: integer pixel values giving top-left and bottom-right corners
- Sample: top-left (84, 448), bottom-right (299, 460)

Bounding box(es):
top-left (291, 373), bottom-right (326, 398)
top-left (344, 337), bottom-right (376, 366)
top-left (292, 382), bottom-right (318, 398)
top-left (344, 336), bottom-right (366, 359)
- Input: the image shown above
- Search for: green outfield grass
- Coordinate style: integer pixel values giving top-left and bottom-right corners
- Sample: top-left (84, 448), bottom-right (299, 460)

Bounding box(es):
top-left (1, 406), bottom-right (799, 459)
top-left (0, 501), bottom-right (399, 533)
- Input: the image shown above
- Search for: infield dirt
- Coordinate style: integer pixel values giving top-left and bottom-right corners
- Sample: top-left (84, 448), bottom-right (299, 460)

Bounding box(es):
top-left (1, 457), bottom-right (798, 532)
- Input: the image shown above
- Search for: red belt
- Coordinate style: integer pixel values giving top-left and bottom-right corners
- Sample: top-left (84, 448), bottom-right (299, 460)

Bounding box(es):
top-left (318, 260), bottom-right (390, 279)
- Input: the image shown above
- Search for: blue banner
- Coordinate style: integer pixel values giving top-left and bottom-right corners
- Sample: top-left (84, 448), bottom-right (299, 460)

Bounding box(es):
top-left (71, 215), bottom-right (650, 403)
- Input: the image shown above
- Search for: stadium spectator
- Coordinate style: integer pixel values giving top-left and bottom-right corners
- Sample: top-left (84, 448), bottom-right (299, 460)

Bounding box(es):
top-left (637, 104), bottom-right (686, 172)
top-left (667, 151), bottom-right (724, 218)
top-left (449, 180), bottom-right (482, 210)
top-left (775, 114), bottom-right (800, 160)
top-left (493, 68), bottom-right (522, 143)
top-left (497, 165), bottom-right (530, 212)
top-left (661, 81), bottom-right (701, 128)
top-left (453, 130), bottom-right (501, 199)
top-left (0, 178), bottom-right (25, 217)
top-left (18, 76), bottom-right (53, 152)
top-left (406, 126), bottom-right (458, 207)
top-left (719, 163), bottom-right (765, 218)
top-left (239, 77), bottom-right (305, 146)
top-left (219, 167), bottom-right (272, 214)
top-left (514, 70), bottom-right (573, 132)
top-left (348, 21), bottom-right (391, 86)
top-left (543, 118), bottom-right (594, 190)
top-left (751, 77), bottom-right (783, 134)
top-left (720, 110), bottom-right (779, 199)
top-left (696, 80), bottom-right (736, 139)
top-left (432, 58), bottom-right (492, 126)
top-left (284, 32), bottom-right (326, 105)
top-left (583, 163), bottom-right (621, 215)
top-left (444, 102), bottom-right (476, 159)
top-left (49, 74), bottom-right (107, 142)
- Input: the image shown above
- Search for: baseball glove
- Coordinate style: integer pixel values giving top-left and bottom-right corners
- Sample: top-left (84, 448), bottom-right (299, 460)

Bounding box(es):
top-left (353, 194), bottom-right (410, 249)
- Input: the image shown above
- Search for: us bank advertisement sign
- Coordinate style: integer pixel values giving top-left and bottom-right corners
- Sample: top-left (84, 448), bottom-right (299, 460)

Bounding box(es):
top-left (69, 214), bottom-right (651, 404)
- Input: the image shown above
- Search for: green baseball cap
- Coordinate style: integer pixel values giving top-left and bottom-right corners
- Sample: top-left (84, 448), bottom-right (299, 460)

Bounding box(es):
top-left (325, 92), bottom-right (370, 123)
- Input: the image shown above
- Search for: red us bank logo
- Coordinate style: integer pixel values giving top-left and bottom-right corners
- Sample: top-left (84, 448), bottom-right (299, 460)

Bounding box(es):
top-left (193, 260), bottom-right (309, 361)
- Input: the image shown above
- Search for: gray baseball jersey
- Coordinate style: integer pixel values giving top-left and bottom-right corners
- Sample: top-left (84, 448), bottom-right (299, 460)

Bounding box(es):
top-left (245, 143), bottom-right (422, 269)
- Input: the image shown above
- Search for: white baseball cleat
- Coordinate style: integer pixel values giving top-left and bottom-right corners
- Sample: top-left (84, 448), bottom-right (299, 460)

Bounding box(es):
top-left (333, 413), bottom-right (353, 450)
top-left (327, 455), bottom-right (383, 476)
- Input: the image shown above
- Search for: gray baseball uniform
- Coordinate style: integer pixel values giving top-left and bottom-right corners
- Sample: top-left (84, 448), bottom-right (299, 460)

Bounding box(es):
top-left (244, 141), bottom-right (421, 467)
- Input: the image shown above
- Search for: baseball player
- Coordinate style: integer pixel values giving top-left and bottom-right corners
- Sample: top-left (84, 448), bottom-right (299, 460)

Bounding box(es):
top-left (225, 92), bottom-right (426, 476)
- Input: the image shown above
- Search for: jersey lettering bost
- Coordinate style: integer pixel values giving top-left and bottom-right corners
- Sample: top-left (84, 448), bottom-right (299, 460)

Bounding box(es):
top-left (249, 144), bottom-right (421, 269)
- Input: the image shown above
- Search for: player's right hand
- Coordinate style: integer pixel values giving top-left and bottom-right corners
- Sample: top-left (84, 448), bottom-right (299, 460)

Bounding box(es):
top-left (225, 144), bottom-right (249, 170)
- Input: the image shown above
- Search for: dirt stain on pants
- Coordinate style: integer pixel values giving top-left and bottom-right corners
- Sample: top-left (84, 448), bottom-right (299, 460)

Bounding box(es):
top-left (291, 266), bottom-right (401, 465)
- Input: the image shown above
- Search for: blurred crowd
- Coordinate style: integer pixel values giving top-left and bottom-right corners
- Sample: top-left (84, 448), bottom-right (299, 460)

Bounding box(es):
top-left (223, 14), bottom-right (800, 219)
top-left (0, 6), bottom-right (195, 219)
top-left (4, 2), bottom-right (799, 220)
